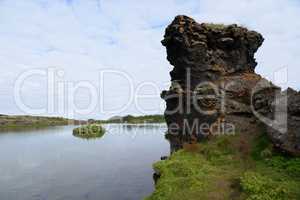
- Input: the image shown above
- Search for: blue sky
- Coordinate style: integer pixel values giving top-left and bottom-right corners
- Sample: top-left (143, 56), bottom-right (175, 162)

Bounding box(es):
top-left (0, 0), bottom-right (299, 119)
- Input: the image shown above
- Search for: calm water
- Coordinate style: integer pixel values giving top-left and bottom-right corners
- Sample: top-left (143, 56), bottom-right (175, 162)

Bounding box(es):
top-left (0, 124), bottom-right (169, 200)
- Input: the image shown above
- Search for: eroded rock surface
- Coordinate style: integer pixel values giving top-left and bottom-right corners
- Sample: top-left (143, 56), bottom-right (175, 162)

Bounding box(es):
top-left (258, 88), bottom-right (300, 156)
top-left (161, 15), bottom-right (300, 156)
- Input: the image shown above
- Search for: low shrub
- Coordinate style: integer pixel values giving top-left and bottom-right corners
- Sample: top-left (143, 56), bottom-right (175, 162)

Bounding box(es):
top-left (73, 124), bottom-right (105, 139)
top-left (240, 171), bottom-right (289, 200)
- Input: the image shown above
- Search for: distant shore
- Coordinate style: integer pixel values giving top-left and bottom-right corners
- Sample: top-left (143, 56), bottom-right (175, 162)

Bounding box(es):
top-left (0, 114), bottom-right (87, 129)
top-left (0, 114), bottom-right (165, 130)
top-left (96, 114), bottom-right (165, 124)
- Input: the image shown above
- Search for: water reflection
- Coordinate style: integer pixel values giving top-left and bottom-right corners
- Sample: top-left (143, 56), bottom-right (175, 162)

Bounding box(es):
top-left (0, 124), bottom-right (169, 200)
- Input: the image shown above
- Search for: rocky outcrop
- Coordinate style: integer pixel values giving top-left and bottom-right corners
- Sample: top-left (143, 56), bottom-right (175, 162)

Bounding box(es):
top-left (254, 88), bottom-right (300, 156)
top-left (280, 89), bottom-right (300, 156)
top-left (161, 15), bottom-right (300, 156)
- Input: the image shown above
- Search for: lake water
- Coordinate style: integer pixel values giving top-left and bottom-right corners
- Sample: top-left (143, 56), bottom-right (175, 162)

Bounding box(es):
top-left (0, 124), bottom-right (170, 200)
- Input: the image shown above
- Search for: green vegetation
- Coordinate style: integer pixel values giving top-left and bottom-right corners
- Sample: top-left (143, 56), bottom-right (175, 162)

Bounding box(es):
top-left (203, 23), bottom-right (227, 30)
top-left (146, 133), bottom-right (300, 200)
top-left (240, 171), bottom-right (289, 200)
top-left (73, 124), bottom-right (105, 139)
top-left (0, 114), bottom-right (72, 129)
top-left (101, 114), bottom-right (165, 124)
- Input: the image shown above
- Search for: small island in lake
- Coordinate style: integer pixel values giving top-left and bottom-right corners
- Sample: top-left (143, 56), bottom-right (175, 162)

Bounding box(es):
top-left (73, 124), bottom-right (105, 139)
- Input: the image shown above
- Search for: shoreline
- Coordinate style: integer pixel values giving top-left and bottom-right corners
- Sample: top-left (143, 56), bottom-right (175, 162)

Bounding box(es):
top-left (0, 114), bottom-right (86, 130)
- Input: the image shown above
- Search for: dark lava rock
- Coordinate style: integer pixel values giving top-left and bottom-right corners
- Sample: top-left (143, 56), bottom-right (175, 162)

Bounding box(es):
top-left (161, 15), bottom-right (300, 156)
top-left (153, 172), bottom-right (161, 185)
top-left (160, 156), bottom-right (169, 160)
top-left (263, 88), bottom-right (300, 156)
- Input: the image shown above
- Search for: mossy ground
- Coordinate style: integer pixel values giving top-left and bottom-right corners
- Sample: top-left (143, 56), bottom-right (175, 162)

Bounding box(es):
top-left (145, 133), bottom-right (300, 200)
top-left (73, 124), bottom-right (105, 139)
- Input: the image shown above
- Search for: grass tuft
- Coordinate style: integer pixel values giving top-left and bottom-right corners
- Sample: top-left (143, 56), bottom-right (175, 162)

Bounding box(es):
top-left (203, 23), bottom-right (227, 30)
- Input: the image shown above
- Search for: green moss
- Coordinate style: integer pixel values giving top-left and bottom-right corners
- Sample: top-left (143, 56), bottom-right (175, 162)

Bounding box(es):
top-left (240, 171), bottom-right (289, 200)
top-left (251, 133), bottom-right (272, 160)
top-left (146, 133), bottom-right (300, 200)
top-left (146, 151), bottom-right (229, 200)
top-left (73, 124), bottom-right (105, 139)
top-left (251, 133), bottom-right (300, 177)
top-left (203, 23), bottom-right (227, 30)
top-left (266, 156), bottom-right (300, 177)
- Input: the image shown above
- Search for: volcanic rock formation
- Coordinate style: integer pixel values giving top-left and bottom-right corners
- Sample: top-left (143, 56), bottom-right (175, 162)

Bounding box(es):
top-left (161, 15), bottom-right (300, 156)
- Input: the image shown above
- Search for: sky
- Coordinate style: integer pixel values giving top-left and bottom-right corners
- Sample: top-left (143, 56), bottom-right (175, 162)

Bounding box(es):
top-left (0, 0), bottom-right (299, 120)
